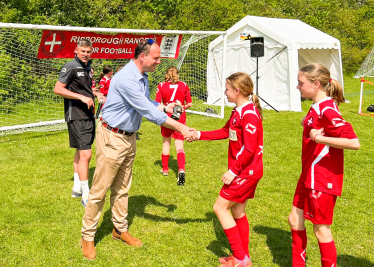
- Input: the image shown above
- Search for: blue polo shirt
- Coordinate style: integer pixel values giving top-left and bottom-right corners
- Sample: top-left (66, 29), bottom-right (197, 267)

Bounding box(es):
top-left (102, 60), bottom-right (168, 132)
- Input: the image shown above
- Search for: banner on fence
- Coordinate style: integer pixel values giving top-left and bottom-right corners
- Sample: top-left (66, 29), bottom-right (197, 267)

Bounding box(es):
top-left (37, 31), bottom-right (182, 59)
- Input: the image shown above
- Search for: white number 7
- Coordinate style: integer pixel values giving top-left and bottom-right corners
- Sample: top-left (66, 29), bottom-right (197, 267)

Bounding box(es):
top-left (169, 84), bottom-right (178, 102)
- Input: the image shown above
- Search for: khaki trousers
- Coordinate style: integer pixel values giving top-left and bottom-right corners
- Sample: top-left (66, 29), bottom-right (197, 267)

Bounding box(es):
top-left (81, 121), bottom-right (137, 241)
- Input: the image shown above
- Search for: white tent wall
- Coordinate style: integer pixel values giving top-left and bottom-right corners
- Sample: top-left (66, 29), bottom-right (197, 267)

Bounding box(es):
top-left (207, 16), bottom-right (343, 112)
top-left (207, 26), bottom-right (292, 110)
top-left (298, 49), bottom-right (343, 87)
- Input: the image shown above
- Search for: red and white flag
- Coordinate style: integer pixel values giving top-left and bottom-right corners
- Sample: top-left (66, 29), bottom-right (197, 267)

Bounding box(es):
top-left (38, 31), bottom-right (182, 59)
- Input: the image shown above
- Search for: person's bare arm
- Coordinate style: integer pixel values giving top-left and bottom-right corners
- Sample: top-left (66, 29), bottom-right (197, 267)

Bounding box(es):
top-left (54, 81), bottom-right (94, 109)
top-left (310, 128), bottom-right (360, 150)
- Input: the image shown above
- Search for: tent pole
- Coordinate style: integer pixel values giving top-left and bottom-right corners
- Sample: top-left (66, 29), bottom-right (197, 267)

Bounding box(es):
top-left (359, 77), bottom-right (364, 114)
top-left (220, 33), bottom-right (227, 119)
top-left (256, 56), bottom-right (259, 95)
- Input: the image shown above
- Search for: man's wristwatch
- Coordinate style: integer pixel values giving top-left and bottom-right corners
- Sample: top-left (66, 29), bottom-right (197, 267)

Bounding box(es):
top-left (163, 105), bottom-right (167, 113)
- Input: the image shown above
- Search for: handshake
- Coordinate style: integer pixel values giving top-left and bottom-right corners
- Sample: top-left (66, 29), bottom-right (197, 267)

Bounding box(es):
top-left (183, 128), bottom-right (199, 142)
top-left (163, 102), bottom-right (199, 142)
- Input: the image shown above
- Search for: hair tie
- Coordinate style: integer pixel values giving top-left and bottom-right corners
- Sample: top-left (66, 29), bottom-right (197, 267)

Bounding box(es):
top-left (249, 94), bottom-right (253, 102)
top-left (329, 78), bottom-right (332, 83)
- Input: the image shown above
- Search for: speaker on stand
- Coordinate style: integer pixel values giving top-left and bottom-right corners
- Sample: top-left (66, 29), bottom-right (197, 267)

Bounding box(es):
top-left (249, 37), bottom-right (278, 112)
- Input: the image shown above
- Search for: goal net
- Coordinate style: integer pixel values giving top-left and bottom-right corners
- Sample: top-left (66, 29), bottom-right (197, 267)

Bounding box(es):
top-left (0, 23), bottom-right (226, 135)
top-left (353, 46), bottom-right (374, 114)
top-left (354, 46), bottom-right (374, 78)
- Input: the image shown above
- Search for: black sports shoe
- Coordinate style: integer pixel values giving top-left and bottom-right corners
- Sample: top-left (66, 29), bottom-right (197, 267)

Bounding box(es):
top-left (177, 170), bottom-right (185, 186)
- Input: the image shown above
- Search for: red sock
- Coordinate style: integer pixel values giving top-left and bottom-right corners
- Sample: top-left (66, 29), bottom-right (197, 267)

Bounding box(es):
top-left (177, 149), bottom-right (185, 171)
top-left (161, 154), bottom-right (169, 171)
top-left (234, 215), bottom-right (250, 257)
top-left (318, 241), bottom-right (337, 267)
top-left (291, 229), bottom-right (307, 267)
top-left (224, 226), bottom-right (246, 261)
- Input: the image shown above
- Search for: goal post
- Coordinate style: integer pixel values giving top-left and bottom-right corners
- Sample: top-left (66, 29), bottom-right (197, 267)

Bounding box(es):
top-left (354, 46), bottom-right (374, 115)
top-left (0, 22), bottom-right (227, 135)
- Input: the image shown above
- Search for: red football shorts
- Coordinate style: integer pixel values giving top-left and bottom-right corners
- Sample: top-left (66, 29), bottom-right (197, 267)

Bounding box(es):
top-left (160, 120), bottom-right (186, 140)
top-left (220, 178), bottom-right (259, 203)
top-left (293, 181), bottom-right (337, 225)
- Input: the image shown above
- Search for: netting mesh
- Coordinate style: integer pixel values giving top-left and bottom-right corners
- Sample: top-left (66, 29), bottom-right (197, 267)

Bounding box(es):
top-left (0, 27), bottom-right (222, 135)
top-left (354, 46), bottom-right (374, 78)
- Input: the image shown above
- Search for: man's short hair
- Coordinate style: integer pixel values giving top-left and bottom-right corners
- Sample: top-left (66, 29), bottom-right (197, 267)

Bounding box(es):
top-left (77, 38), bottom-right (92, 48)
top-left (134, 39), bottom-right (154, 59)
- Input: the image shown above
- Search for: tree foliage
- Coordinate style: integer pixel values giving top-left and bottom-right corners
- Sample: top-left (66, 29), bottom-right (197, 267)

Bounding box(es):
top-left (0, 0), bottom-right (373, 72)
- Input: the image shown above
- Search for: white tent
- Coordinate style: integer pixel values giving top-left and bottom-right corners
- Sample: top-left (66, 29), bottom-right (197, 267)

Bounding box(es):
top-left (207, 16), bottom-right (343, 111)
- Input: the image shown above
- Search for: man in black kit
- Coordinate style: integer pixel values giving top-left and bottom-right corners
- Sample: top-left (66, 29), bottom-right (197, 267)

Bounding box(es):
top-left (54, 38), bottom-right (105, 208)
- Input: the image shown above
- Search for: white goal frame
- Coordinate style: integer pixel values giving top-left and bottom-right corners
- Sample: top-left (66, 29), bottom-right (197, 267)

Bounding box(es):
top-left (0, 23), bottom-right (227, 135)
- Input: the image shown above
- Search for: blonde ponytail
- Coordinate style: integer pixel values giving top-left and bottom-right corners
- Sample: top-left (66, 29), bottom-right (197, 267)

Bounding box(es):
top-left (327, 79), bottom-right (345, 105)
top-left (252, 94), bottom-right (263, 120)
top-left (164, 66), bottom-right (179, 84)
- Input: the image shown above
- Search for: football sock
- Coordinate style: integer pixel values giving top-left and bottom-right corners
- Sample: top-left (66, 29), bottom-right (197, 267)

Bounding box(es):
top-left (291, 229), bottom-right (307, 267)
top-left (235, 215), bottom-right (250, 257)
top-left (161, 154), bottom-right (169, 171)
top-left (80, 180), bottom-right (89, 196)
top-left (73, 172), bottom-right (80, 191)
top-left (177, 149), bottom-right (185, 171)
top-left (224, 226), bottom-right (246, 261)
top-left (318, 241), bottom-right (337, 267)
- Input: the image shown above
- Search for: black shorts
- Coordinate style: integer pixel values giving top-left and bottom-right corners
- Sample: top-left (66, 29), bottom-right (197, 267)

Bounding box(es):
top-left (67, 119), bottom-right (95, 150)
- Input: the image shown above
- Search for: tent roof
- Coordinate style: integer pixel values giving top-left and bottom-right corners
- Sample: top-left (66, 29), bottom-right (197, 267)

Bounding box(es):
top-left (209, 15), bottom-right (340, 50)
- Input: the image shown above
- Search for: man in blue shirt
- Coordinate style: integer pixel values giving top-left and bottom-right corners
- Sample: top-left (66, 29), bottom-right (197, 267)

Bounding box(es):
top-left (81, 39), bottom-right (195, 260)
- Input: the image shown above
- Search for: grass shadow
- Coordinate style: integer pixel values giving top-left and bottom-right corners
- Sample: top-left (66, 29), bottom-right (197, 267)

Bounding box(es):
top-left (253, 225), bottom-right (292, 267)
top-left (154, 155), bottom-right (178, 177)
top-left (338, 255), bottom-right (374, 267)
top-left (205, 211), bottom-right (230, 258)
top-left (95, 195), bottom-right (216, 244)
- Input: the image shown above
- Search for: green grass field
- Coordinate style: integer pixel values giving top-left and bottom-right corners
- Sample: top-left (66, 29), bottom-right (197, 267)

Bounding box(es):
top-left (0, 74), bottom-right (373, 266)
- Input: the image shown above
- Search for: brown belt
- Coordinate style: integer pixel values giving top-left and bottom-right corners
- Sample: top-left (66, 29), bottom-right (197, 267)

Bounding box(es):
top-left (100, 118), bottom-right (135, 136)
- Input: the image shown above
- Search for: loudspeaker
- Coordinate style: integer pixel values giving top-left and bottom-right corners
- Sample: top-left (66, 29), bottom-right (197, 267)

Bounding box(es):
top-left (250, 37), bottom-right (264, 57)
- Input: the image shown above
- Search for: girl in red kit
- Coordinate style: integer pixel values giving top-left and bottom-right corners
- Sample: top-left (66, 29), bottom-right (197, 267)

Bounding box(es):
top-left (193, 72), bottom-right (263, 267)
top-left (155, 67), bottom-right (192, 186)
top-left (288, 64), bottom-right (360, 267)
top-left (98, 65), bottom-right (113, 96)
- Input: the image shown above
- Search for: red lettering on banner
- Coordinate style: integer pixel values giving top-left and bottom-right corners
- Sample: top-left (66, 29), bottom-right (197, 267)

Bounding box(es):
top-left (38, 31), bottom-right (182, 59)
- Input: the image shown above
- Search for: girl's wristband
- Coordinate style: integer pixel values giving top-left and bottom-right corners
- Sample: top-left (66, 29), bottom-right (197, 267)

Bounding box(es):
top-left (313, 134), bottom-right (321, 142)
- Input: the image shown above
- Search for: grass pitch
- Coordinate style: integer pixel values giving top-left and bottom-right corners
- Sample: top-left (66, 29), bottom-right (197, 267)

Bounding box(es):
top-left (0, 74), bottom-right (373, 266)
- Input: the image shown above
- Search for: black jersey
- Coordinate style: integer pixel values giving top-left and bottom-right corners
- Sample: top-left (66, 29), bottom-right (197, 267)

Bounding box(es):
top-left (58, 56), bottom-right (94, 121)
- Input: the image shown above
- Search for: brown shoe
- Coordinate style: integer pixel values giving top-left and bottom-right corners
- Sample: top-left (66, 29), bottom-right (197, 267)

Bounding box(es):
top-left (81, 238), bottom-right (96, 260)
top-left (112, 228), bottom-right (142, 247)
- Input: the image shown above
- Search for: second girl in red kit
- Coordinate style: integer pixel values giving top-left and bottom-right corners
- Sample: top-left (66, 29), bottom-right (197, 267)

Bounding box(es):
top-left (156, 67), bottom-right (192, 185)
top-left (288, 63), bottom-right (360, 267)
top-left (192, 72), bottom-right (263, 267)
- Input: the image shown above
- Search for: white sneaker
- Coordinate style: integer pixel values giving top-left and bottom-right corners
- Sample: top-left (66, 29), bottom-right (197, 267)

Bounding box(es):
top-left (72, 188), bottom-right (82, 198)
top-left (81, 195), bottom-right (88, 208)
top-left (160, 169), bottom-right (169, 176)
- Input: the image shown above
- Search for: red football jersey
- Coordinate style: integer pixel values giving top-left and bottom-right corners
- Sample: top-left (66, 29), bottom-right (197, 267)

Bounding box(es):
top-left (300, 97), bottom-right (358, 196)
top-left (155, 81), bottom-right (192, 122)
top-left (200, 101), bottom-right (263, 180)
top-left (99, 76), bottom-right (111, 96)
